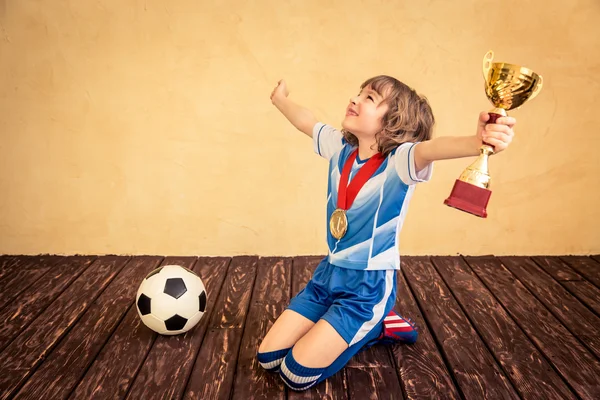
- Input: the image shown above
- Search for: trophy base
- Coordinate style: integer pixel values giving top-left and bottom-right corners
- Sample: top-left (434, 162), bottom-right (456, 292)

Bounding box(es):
top-left (444, 179), bottom-right (491, 218)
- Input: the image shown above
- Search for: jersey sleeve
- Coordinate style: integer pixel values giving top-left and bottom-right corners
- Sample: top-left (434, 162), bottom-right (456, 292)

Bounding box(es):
top-left (312, 122), bottom-right (344, 160)
top-left (393, 142), bottom-right (433, 185)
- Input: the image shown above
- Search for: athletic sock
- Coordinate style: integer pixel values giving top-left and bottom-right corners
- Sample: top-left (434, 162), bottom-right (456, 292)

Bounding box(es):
top-left (279, 350), bottom-right (325, 391)
top-left (257, 347), bottom-right (291, 372)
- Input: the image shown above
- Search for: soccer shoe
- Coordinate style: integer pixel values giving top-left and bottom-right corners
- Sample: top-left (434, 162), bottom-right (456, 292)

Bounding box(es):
top-left (377, 310), bottom-right (418, 345)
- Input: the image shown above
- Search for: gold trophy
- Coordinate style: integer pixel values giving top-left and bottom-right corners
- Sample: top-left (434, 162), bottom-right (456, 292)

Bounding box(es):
top-left (444, 50), bottom-right (543, 217)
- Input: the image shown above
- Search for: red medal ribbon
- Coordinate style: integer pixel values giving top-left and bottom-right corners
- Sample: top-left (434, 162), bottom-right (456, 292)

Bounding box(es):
top-left (337, 149), bottom-right (385, 211)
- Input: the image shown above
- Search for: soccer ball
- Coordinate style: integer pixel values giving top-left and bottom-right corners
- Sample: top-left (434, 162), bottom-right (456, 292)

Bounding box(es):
top-left (135, 264), bottom-right (207, 335)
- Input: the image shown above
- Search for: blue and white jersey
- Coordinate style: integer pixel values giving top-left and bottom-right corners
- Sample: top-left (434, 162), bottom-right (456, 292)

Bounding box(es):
top-left (313, 122), bottom-right (432, 270)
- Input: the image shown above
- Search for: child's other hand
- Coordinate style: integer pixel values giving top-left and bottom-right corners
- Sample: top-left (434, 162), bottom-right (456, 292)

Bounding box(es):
top-left (476, 111), bottom-right (516, 153)
top-left (270, 79), bottom-right (289, 104)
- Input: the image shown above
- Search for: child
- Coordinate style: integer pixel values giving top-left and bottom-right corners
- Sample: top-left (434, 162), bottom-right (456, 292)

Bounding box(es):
top-left (257, 75), bottom-right (515, 391)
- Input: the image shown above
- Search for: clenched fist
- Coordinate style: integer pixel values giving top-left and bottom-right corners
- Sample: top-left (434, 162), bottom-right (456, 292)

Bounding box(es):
top-left (475, 111), bottom-right (516, 154)
top-left (270, 79), bottom-right (289, 104)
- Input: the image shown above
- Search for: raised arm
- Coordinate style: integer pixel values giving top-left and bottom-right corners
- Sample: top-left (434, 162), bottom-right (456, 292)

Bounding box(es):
top-left (270, 80), bottom-right (318, 137)
top-left (414, 112), bottom-right (516, 172)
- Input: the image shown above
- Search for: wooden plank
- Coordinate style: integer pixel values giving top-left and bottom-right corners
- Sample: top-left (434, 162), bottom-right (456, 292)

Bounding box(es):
top-left (532, 256), bottom-right (582, 281)
top-left (189, 329), bottom-right (241, 399)
top-left (69, 256), bottom-right (228, 400)
top-left (203, 256), bottom-right (258, 329)
top-left (0, 255), bottom-right (63, 310)
top-left (0, 256), bottom-right (22, 281)
top-left (346, 344), bottom-right (404, 400)
top-left (433, 256), bottom-right (577, 400)
top-left (0, 256), bottom-right (95, 352)
top-left (231, 257), bottom-right (291, 400)
top-left (562, 281), bottom-right (600, 316)
top-left (0, 256), bottom-right (124, 400)
top-left (465, 256), bottom-right (600, 399)
top-left (112, 257), bottom-right (230, 400)
top-left (532, 256), bottom-right (600, 316)
top-left (501, 257), bottom-right (600, 359)
top-left (288, 256), bottom-right (348, 400)
top-left (402, 257), bottom-right (519, 400)
top-left (12, 256), bottom-right (163, 400)
top-left (560, 256), bottom-right (600, 288)
top-left (164, 256), bottom-right (257, 400)
top-left (69, 298), bottom-right (156, 399)
top-left (391, 263), bottom-right (460, 399)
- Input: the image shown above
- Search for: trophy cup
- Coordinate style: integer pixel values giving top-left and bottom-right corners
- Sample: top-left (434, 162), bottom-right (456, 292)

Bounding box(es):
top-left (444, 50), bottom-right (543, 218)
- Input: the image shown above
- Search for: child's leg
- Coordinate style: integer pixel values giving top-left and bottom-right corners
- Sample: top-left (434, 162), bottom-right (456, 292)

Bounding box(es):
top-left (257, 310), bottom-right (315, 371)
top-left (280, 316), bottom-right (386, 389)
top-left (278, 319), bottom-right (349, 390)
top-left (257, 258), bottom-right (335, 372)
top-left (278, 267), bottom-right (397, 391)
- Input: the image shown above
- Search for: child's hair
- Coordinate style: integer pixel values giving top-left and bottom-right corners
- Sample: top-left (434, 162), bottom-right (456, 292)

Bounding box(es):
top-left (342, 75), bottom-right (435, 156)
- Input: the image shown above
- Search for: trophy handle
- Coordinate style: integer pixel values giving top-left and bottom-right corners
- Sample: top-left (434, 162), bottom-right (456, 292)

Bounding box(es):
top-left (482, 50), bottom-right (494, 82)
top-left (487, 112), bottom-right (503, 124)
top-left (527, 75), bottom-right (544, 103)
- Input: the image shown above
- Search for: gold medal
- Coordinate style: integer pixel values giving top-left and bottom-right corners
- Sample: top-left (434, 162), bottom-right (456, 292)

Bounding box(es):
top-left (330, 208), bottom-right (348, 240)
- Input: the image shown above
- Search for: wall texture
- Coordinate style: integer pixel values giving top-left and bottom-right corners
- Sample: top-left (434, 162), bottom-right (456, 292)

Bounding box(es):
top-left (1, 0), bottom-right (598, 256)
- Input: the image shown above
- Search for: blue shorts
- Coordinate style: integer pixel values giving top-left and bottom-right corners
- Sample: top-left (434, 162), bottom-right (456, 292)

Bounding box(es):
top-left (287, 257), bottom-right (397, 346)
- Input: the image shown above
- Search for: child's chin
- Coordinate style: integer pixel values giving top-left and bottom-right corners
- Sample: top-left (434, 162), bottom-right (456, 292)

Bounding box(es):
top-left (341, 119), bottom-right (356, 131)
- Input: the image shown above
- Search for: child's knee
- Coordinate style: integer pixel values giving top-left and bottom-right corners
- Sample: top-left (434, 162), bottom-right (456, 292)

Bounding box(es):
top-left (257, 338), bottom-right (268, 354)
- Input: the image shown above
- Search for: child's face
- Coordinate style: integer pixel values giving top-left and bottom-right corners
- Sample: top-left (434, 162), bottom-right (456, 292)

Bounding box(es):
top-left (342, 84), bottom-right (389, 141)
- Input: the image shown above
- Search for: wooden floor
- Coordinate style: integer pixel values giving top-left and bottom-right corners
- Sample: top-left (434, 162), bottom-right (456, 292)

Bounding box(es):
top-left (0, 255), bottom-right (599, 400)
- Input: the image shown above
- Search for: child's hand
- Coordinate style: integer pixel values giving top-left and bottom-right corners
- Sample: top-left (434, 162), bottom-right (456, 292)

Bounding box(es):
top-left (476, 111), bottom-right (516, 153)
top-left (270, 80), bottom-right (289, 104)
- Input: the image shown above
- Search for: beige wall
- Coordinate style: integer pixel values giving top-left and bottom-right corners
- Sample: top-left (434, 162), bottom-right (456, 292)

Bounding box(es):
top-left (1, 0), bottom-right (598, 256)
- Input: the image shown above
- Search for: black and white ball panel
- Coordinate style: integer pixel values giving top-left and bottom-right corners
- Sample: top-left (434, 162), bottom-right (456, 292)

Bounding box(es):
top-left (164, 278), bottom-right (187, 299)
top-left (165, 315), bottom-right (188, 331)
top-left (199, 291), bottom-right (207, 313)
top-left (137, 293), bottom-right (152, 315)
